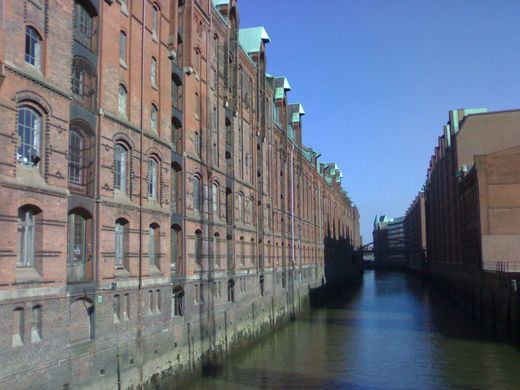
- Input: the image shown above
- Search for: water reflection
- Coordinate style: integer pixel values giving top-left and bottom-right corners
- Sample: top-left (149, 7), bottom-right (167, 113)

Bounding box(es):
top-left (178, 271), bottom-right (520, 390)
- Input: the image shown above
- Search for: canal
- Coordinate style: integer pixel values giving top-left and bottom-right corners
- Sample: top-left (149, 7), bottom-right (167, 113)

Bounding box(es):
top-left (179, 271), bottom-right (520, 389)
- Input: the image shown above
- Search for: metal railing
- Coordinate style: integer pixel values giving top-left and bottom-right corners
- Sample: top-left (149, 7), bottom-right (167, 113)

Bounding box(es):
top-left (482, 261), bottom-right (520, 273)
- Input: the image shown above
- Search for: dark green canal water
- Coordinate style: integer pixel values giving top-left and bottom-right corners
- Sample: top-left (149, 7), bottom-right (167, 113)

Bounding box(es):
top-left (180, 271), bottom-right (520, 390)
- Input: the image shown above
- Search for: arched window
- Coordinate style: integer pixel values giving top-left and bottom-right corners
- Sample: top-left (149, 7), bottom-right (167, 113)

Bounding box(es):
top-left (148, 158), bottom-right (158, 199)
top-left (149, 224), bottom-right (160, 268)
top-left (195, 230), bottom-right (202, 266)
top-left (31, 305), bottom-right (42, 343)
top-left (151, 104), bottom-right (158, 133)
top-left (74, 0), bottom-right (97, 51)
top-left (225, 187), bottom-right (232, 224)
top-left (259, 275), bottom-right (264, 297)
top-left (17, 106), bottom-right (41, 166)
top-left (115, 218), bottom-right (129, 268)
top-left (17, 206), bottom-right (40, 267)
top-left (119, 31), bottom-right (127, 64)
top-left (67, 209), bottom-right (91, 282)
top-left (250, 238), bottom-right (256, 266)
top-left (114, 144), bottom-right (128, 192)
top-left (172, 117), bottom-right (182, 153)
top-left (151, 5), bottom-right (158, 35)
top-left (193, 175), bottom-right (201, 212)
top-left (171, 224), bottom-right (182, 273)
top-left (239, 236), bottom-right (245, 266)
top-left (12, 307), bottom-right (24, 347)
top-left (194, 129), bottom-right (202, 157)
top-left (227, 279), bottom-right (235, 303)
top-left (151, 57), bottom-right (157, 87)
top-left (213, 232), bottom-right (220, 268)
top-left (172, 74), bottom-right (183, 111)
top-left (113, 294), bottom-right (121, 323)
top-left (68, 129), bottom-right (84, 185)
top-left (70, 298), bottom-right (94, 343)
top-left (72, 57), bottom-right (97, 111)
top-left (212, 182), bottom-right (219, 218)
top-left (25, 26), bottom-right (42, 69)
top-left (194, 48), bottom-right (201, 75)
top-left (118, 84), bottom-right (127, 116)
top-left (173, 285), bottom-right (184, 317)
top-left (237, 193), bottom-right (243, 224)
top-left (171, 163), bottom-right (182, 214)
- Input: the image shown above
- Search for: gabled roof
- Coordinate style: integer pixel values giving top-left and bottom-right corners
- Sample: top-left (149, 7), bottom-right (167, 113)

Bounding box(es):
top-left (288, 103), bottom-right (305, 123)
top-left (239, 27), bottom-right (270, 54)
top-left (274, 77), bottom-right (291, 100)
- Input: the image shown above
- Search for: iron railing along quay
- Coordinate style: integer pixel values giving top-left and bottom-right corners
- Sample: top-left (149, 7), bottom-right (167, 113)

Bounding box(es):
top-left (482, 261), bottom-right (520, 273)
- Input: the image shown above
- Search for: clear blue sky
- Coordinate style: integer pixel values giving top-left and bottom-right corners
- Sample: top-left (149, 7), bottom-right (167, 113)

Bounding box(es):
top-left (238, 0), bottom-right (520, 243)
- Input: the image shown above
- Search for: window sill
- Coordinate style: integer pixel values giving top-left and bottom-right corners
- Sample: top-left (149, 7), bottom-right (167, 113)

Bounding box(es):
top-left (119, 59), bottom-right (128, 70)
top-left (151, 84), bottom-right (158, 91)
top-left (15, 267), bottom-right (42, 284)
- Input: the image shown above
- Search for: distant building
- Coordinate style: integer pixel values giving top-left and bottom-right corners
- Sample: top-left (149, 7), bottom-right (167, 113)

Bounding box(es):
top-left (404, 193), bottom-right (426, 272)
top-left (373, 215), bottom-right (406, 263)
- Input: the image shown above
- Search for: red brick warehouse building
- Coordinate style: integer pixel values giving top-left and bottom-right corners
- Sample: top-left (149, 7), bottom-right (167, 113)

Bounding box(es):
top-left (0, 0), bottom-right (360, 388)
top-left (407, 108), bottom-right (520, 343)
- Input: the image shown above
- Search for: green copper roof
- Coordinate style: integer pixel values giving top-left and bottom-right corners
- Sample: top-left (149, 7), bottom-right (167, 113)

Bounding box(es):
top-left (290, 103), bottom-right (305, 123)
top-left (239, 27), bottom-right (271, 54)
top-left (464, 107), bottom-right (488, 116)
top-left (443, 125), bottom-right (451, 147)
top-left (212, 0), bottom-right (229, 7)
top-left (273, 77), bottom-right (291, 100)
top-left (301, 147), bottom-right (313, 163)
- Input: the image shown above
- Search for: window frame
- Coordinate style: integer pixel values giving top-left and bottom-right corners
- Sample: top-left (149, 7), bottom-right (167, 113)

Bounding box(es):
top-left (150, 104), bottom-right (158, 133)
top-left (118, 84), bottom-right (128, 116)
top-left (68, 129), bottom-right (84, 185)
top-left (17, 105), bottom-right (42, 167)
top-left (114, 143), bottom-right (128, 192)
top-left (148, 158), bottom-right (158, 200)
top-left (25, 26), bottom-right (42, 70)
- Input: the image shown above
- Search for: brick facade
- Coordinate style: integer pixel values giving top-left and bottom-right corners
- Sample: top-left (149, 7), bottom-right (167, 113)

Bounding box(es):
top-left (406, 108), bottom-right (520, 344)
top-left (0, 1), bottom-right (360, 388)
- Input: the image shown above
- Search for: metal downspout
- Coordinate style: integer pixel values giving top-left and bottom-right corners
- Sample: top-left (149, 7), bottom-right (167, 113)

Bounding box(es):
top-left (137, 1), bottom-right (146, 387)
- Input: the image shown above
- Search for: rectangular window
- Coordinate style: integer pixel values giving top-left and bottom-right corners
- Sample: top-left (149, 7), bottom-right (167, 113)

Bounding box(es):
top-left (75, 3), bottom-right (94, 50)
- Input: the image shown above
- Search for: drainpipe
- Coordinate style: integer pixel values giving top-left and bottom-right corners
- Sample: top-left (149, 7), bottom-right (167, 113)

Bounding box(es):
top-left (137, 1), bottom-right (146, 388)
top-left (290, 142), bottom-right (296, 317)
